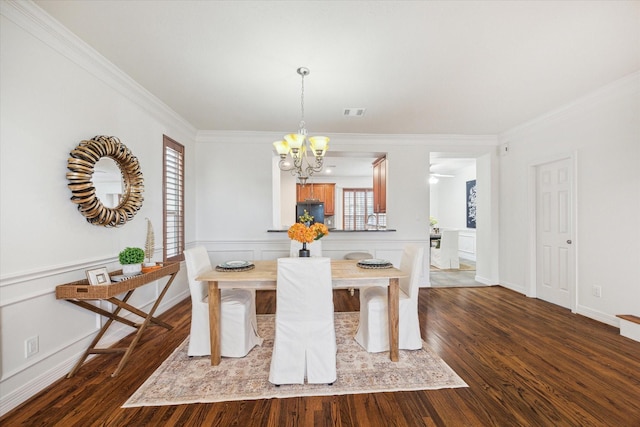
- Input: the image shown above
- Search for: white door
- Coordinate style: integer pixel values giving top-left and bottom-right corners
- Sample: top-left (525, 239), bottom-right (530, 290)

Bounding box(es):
top-left (536, 158), bottom-right (574, 309)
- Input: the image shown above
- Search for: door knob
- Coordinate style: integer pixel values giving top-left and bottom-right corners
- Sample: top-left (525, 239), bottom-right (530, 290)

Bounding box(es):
top-left (567, 240), bottom-right (572, 244)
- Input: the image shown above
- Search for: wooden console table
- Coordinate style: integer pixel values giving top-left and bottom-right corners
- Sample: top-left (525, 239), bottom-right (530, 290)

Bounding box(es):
top-left (56, 262), bottom-right (180, 377)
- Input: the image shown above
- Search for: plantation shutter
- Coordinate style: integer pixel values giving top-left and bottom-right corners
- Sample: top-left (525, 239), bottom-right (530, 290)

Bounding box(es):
top-left (163, 135), bottom-right (184, 262)
top-left (343, 189), bottom-right (374, 230)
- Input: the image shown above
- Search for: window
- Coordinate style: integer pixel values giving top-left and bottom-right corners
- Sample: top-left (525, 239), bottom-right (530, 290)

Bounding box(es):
top-left (163, 135), bottom-right (184, 262)
top-left (342, 188), bottom-right (386, 230)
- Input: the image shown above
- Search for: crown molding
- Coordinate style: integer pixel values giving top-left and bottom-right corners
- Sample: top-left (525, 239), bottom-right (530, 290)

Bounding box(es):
top-left (1, 0), bottom-right (197, 138)
top-left (501, 71), bottom-right (640, 141)
top-left (196, 130), bottom-right (498, 146)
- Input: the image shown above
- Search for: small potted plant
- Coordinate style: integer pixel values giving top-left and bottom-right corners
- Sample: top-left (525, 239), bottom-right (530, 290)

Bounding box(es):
top-left (119, 247), bottom-right (145, 276)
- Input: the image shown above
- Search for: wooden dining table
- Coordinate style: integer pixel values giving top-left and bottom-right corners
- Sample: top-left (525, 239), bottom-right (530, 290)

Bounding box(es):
top-left (196, 259), bottom-right (406, 366)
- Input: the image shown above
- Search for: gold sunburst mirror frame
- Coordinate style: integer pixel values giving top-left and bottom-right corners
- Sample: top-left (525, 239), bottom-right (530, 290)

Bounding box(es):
top-left (66, 135), bottom-right (144, 227)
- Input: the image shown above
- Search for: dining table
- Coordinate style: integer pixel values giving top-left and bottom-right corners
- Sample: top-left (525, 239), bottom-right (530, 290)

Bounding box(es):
top-left (196, 259), bottom-right (406, 366)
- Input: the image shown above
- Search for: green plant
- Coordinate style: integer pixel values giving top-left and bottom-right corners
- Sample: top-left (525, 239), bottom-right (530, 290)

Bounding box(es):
top-left (118, 247), bottom-right (145, 265)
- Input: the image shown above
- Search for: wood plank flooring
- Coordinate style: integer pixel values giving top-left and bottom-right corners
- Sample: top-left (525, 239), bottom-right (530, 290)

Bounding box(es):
top-left (2, 286), bottom-right (639, 426)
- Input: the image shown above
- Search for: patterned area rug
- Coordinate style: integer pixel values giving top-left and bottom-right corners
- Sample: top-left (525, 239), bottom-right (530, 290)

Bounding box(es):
top-left (123, 312), bottom-right (467, 407)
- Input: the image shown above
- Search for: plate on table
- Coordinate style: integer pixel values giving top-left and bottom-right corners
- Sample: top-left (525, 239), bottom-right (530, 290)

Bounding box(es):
top-left (357, 259), bottom-right (393, 269)
top-left (219, 260), bottom-right (251, 269)
top-left (358, 258), bottom-right (391, 266)
top-left (215, 260), bottom-right (255, 272)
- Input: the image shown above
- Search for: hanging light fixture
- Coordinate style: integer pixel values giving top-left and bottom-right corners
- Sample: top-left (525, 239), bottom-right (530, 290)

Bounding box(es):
top-left (273, 67), bottom-right (329, 185)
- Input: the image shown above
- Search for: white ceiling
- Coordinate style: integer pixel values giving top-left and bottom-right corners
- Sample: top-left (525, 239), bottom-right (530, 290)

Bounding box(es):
top-left (35, 1), bottom-right (639, 136)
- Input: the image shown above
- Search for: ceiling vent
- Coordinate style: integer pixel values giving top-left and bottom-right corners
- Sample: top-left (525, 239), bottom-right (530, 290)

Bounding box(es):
top-left (343, 108), bottom-right (366, 117)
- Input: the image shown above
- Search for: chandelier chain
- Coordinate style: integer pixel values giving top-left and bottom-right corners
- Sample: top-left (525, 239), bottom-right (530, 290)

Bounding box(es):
top-left (299, 70), bottom-right (305, 130)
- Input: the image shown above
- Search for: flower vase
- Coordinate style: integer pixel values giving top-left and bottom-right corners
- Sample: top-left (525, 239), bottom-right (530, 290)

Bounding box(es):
top-left (299, 242), bottom-right (311, 257)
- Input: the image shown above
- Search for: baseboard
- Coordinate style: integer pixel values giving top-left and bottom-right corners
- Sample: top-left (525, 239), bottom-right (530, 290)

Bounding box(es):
top-left (474, 274), bottom-right (497, 286)
top-left (0, 289), bottom-right (189, 417)
top-left (617, 316), bottom-right (640, 342)
top-left (0, 354), bottom-right (78, 417)
top-left (497, 280), bottom-right (526, 295)
top-left (575, 304), bottom-right (618, 327)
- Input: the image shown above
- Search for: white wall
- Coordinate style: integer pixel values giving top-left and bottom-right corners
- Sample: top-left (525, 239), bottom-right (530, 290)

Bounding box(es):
top-left (498, 72), bottom-right (640, 325)
top-left (195, 133), bottom-right (500, 286)
top-left (0, 1), bottom-right (507, 416)
top-left (0, 3), bottom-right (195, 414)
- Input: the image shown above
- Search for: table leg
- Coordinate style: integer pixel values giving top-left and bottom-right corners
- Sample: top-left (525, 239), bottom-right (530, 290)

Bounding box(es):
top-left (66, 290), bottom-right (134, 378)
top-left (110, 272), bottom-right (177, 377)
top-left (107, 299), bottom-right (173, 330)
top-left (388, 277), bottom-right (400, 362)
top-left (208, 280), bottom-right (221, 365)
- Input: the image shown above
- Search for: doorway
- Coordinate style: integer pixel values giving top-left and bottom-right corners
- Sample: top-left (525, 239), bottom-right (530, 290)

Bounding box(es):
top-left (429, 153), bottom-right (484, 287)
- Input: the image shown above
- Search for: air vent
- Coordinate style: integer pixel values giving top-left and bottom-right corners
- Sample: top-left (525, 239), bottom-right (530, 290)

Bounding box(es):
top-left (343, 108), bottom-right (366, 117)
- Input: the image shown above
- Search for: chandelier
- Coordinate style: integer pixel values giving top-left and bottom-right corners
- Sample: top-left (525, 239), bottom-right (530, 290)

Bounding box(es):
top-left (273, 67), bottom-right (329, 185)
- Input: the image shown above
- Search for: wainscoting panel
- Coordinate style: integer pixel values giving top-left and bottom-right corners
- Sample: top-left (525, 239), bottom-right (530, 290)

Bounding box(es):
top-left (0, 260), bottom-right (189, 416)
top-left (458, 231), bottom-right (476, 261)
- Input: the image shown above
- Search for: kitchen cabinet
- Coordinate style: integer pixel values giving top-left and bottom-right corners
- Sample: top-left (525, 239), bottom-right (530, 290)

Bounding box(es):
top-left (323, 184), bottom-right (335, 216)
top-left (296, 183), bottom-right (335, 216)
top-left (372, 156), bottom-right (386, 213)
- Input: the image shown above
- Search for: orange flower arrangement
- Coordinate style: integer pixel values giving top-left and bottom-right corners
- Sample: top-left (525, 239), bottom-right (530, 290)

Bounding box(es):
top-left (288, 211), bottom-right (329, 243)
top-left (288, 222), bottom-right (329, 243)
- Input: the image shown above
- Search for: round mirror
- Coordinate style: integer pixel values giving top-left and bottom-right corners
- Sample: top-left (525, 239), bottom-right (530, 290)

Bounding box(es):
top-left (93, 158), bottom-right (124, 208)
top-left (66, 135), bottom-right (144, 227)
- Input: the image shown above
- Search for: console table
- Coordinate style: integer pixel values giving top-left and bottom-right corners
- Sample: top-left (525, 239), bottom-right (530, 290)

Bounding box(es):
top-left (56, 262), bottom-right (180, 377)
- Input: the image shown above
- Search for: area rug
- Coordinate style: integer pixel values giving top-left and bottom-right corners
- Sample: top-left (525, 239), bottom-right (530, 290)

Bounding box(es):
top-left (123, 312), bottom-right (467, 407)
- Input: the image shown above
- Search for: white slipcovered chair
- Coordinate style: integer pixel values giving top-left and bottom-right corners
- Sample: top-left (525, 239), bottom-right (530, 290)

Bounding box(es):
top-left (354, 245), bottom-right (424, 352)
top-left (430, 230), bottom-right (460, 269)
top-left (269, 257), bottom-right (337, 385)
top-left (289, 239), bottom-right (322, 257)
top-left (183, 246), bottom-right (263, 358)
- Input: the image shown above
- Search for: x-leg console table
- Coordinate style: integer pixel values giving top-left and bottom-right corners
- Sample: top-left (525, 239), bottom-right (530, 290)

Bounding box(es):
top-left (56, 262), bottom-right (180, 377)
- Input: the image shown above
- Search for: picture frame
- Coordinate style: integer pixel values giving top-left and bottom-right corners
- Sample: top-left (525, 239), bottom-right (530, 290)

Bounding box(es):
top-left (86, 266), bottom-right (111, 285)
top-left (466, 179), bottom-right (477, 229)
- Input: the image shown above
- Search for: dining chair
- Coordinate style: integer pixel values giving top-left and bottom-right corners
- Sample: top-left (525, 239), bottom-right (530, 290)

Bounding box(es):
top-left (183, 246), bottom-right (263, 357)
top-left (289, 239), bottom-right (322, 257)
top-left (354, 244), bottom-right (424, 352)
top-left (269, 257), bottom-right (336, 385)
top-left (430, 229), bottom-right (460, 269)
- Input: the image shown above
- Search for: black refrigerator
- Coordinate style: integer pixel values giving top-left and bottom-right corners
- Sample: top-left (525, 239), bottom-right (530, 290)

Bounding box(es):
top-left (296, 202), bottom-right (324, 224)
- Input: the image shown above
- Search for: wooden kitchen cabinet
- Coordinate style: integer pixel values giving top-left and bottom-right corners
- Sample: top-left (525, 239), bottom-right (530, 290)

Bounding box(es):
top-left (296, 183), bottom-right (335, 216)
top-left (373, 156), bottom-right (386, 213)
top-left (323, 184), bottom-right (335, 216)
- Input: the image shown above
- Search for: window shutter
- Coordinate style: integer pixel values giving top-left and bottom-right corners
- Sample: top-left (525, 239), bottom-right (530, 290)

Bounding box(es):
top-left (163, 136), bottom-right (184, 262)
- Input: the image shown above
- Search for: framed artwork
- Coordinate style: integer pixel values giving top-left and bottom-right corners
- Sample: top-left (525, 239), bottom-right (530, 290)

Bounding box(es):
top-left (466, 179), bottom-right (477, 229)
top-left (86, 266), bottom-right (111, 285)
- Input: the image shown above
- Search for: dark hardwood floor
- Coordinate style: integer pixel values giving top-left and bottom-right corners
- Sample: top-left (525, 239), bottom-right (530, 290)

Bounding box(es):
top-left (2, 286), bottom-right (639, 426)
